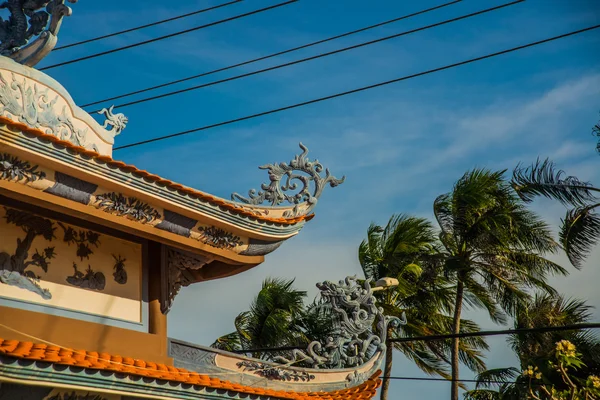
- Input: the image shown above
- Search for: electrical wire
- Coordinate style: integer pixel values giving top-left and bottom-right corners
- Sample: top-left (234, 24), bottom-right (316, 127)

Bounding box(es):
top-left (230, 322), bottom-right (600, 354)
top-left (81, 0), bottom-right (462, 108)
top-left (0, 322), bottom-right (547, 387)
top-left (113, 24), bottom-right (600, 152)
top-left (389, 322), bottom-right (600, 343)
top-left (54, 0), bottom-right (244, 51)
top-left (39, 0), bottom-right (298, 71)
top-left (87, 0), bottom-right (520, 112)
top-left (381, 376), bottom-right (541, 386)
top-left (0, 322), bottom-right (309, 378)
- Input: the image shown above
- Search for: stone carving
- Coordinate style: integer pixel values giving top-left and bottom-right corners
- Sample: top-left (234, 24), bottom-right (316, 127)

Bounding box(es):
top-left (275, 276), bottom-right (406, 369)
top-left (58, 222), bottom-right (100, 260)
top-left (0, 0), bottom-right (78, 67)
top-left (170, 341), bottom-right (216, 366)
top-left (162, 248), bottom-right (211, 313)
top-left (97, 105), bottom-right (127, 136)
top-left (94, 192), bottom-right (161, 223)
top-left (236, 360), bottom-right (315, 382)
top-left (0, 72), bottom-right (90, 146)
top-left (66, 262), bottom-right (105, 291)
top-left (231, 143), bottom-right (345, 218)
top-left (198, 226), bottom-right (242, 250)
top-left (0, 207), bottom-right (55, 299)
top-left (112, 254), bottom-right (127, 285)
top-left (346, 370), bottom-right (369, 387)
top-left (0, 152), bottom-right (45, 182)
top-left (47, 391), bottom-right (107, 400)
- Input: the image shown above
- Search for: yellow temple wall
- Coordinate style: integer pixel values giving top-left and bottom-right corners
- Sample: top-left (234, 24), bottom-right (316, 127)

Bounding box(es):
top-left (0, 205), bottom-right (143, 324)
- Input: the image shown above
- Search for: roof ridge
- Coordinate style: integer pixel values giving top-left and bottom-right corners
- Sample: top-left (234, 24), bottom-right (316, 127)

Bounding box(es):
top-left (0, 338), bottom-right (381, 399)
top-left (0, 116), bottom-right (313, 226)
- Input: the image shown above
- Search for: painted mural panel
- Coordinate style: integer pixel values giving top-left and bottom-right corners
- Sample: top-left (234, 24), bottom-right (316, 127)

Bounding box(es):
top-left (0, 206), bottom-right (142, 323)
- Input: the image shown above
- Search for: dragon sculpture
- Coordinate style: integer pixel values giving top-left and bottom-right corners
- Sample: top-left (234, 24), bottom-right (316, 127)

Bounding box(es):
top-left (275, 276), bottom-right (407, 369)
top-left (98, 105), bottom-right (128, 136)
top-left (0, 0), bottom-right (77, 66)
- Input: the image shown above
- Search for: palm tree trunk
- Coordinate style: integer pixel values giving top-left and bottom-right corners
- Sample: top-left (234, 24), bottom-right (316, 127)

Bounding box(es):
top-left (451, 280), bottom-right (464, 400)
top-left (380, 330), bottom-right (393, 400)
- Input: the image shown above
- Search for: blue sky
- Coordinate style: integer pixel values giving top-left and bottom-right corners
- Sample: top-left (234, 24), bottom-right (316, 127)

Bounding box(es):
top-left (36, 0), bottom-right (600, 398)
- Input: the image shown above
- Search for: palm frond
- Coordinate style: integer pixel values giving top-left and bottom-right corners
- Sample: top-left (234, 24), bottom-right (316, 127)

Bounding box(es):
top-left (593, 115), bottom-right (600, 154)
top-left (512, 158), bottom-right (598, 206)
top-left (464, 389), bottom-right (503, 400)
top-left (560, 203), bottom-right (600, 269)
top-left (210, 331), bottom-right (242, 351)
top-left (474, 367), bottom-right (520, 388)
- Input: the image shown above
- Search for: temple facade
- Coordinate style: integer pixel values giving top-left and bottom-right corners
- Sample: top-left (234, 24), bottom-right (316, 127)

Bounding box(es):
top-left (0, 2), bottom-right (395, 399)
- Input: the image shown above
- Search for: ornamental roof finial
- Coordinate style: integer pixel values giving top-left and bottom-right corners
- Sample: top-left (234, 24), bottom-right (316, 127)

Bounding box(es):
top-left (231, 143), bottom-right (345, 218)
top-left (0, 0), bottom-right (78, 67)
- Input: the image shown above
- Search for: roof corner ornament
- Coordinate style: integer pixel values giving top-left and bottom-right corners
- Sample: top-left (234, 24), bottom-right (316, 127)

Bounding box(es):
top-left (231, 143), bottom-right (345, 218)
top-left (0, 0), bottom-right (78, 68)
top-left (98, 105), bottom-right (127, 136)
top-left (275, 276), bottom-right (407, 369)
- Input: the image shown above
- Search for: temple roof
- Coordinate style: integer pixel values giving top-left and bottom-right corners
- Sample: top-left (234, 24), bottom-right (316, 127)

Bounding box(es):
top-left (0, 338), bottom-right (381, 400)
top-left (0, 55), bottom-right (344, 271)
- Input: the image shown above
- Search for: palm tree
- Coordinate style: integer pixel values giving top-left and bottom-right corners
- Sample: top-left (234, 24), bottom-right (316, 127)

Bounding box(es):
top-left (465, 293), bottom-right (600, 399)
top-left (359, 214), bottom-right (488, 400)
top-left (434, 169), bottom-right (567, 400)
top-left (512, 158), bottom-right (600, 268)
top-left (211, 277), bottom-right (332, 361)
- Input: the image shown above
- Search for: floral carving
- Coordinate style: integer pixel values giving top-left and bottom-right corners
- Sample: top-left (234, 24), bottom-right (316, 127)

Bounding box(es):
top-left (58, 222), bottom-right (100, 260)
top-left (236, 360), bottom-right (315, 382)
top-left (198, 226), bottom-right (242, 250)
top-left (0, 207), bottom-right (56, 299)
top-left (0, 0), bottom-right (78, 67)
top-left (66, 262), bottom-right (105, 291)
top-left (0, 153), bottom-right (45, 182)
top-left (231, 143), bottom-right (345, 218)
top-left (0, 72), bottom-right (90, 146)
top-left (47, 391), bottom-right (107, 400)
top-left (112, 254), bottom-right (127, 285)
top-left (94, 192), bottom-right (161, 223)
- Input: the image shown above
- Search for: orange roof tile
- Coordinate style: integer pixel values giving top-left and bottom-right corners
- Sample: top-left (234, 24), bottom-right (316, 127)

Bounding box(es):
top-left (0, 338), bottom-right (380, 400)
top-left (0, 115), bottom-right (315, 226)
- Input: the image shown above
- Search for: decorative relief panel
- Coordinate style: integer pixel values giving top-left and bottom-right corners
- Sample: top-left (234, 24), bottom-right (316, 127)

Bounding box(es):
top-left (197, 226), bottom-right (242, 250)
top-left (0, 152), bottom-right (45, 183)
top-left (94, 192), bottom-right (161, 223)
top-left (170, 341), bottom-right (216, 366)
top-left (237, 360), bottom-right (315, 382)
top-left (46, 391), bottom-right (108, 400)
top-left (0, 205), bottom-right (142, 323)
top-left (0, 58), bottom-right (124, 155)
top-left (0, 71), bottom-right (92, 148)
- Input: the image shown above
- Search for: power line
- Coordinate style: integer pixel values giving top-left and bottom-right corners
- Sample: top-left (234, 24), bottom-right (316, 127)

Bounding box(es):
top-left (54, 0), bottom-right (244, 51)
top-left (81, 0), bottom-right (463, 109)
top-left (230, 323), bottom-right (600, 354)
top-left (382, 376), bottom-right (541, 387)
top-left (88, 0), bottom-right (520, 112)
top-left (113, 24), bottom-right (600, 152)
top-left (389, 322), bottom-right (600, 343)
top-left (39, 0), bottom-right (298, 71)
